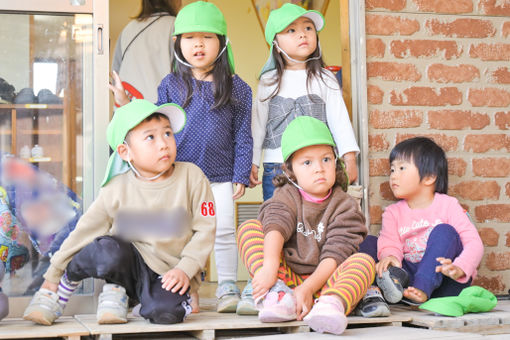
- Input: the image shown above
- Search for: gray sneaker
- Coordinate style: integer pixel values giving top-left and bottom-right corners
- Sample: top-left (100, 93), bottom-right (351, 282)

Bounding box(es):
top-left (97, 284), bottom-right (128, 324)
top-left (23, 288), bottom-right (63, 325)
top-left (216, 280), bottom-right (240, 313)
top-left (376, 266), bottom-right (409, 304)
top-left (236, 280), bottom-right (258, 315)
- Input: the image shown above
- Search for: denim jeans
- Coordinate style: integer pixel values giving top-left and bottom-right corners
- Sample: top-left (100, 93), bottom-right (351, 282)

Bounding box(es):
top-left (262, 162), bottom-right (283, 201)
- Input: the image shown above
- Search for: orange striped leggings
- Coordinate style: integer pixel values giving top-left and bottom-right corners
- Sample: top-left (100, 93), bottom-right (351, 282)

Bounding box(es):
top-left (237, 219), bottom-right (375, 314)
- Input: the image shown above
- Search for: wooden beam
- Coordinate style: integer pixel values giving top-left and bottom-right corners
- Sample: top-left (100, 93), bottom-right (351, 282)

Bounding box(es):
top-left (339, 0), bottom-right (352, 119)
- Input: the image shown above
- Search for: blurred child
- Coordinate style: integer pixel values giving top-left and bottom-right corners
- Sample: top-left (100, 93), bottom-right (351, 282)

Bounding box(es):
top-left (111, 1), bottom-right (253, 314)
top-left (238, 117), bottom-right (374, 335)
top-left (372, 137), bottom-right (484, 305)
top-left (23, 99), bottom-right (215, 325)
top-left (250, 3), bottom-right (359, 200)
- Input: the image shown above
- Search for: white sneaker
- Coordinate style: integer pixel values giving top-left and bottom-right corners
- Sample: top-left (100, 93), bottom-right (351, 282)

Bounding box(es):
top-left (96, 284), bottom-right (128, 324)
top-left (23, 288), bottom-right (63, 325)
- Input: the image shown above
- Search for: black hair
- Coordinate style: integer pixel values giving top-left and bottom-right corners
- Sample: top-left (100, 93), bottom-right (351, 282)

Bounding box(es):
top-left (171, 34), bottom-right (234, 110)
top-left (389, 137), bottom-right (448, 194)
top-left (261, 33), bottom-right (331, 102)
top-left (136, 0), bottom-right (179, 20)
top-left (273, 146), bottom-right (349, 192)
top-left (125, 112), bottom-right (170, 142)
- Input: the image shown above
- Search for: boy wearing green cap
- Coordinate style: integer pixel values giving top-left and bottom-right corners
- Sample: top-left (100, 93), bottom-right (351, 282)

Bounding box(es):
top-left (23, 99), bottom-right (216, 325)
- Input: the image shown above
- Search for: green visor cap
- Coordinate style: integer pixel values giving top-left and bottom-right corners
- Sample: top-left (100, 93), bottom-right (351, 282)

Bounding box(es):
top-left (101, 99), bottom-right (187, 187)
top-left (260, 3), bottom-right (324, 76)
top-left (173, 1), bottom-right (235, 72)
top-left (281, 116), bottom-right (335, 162)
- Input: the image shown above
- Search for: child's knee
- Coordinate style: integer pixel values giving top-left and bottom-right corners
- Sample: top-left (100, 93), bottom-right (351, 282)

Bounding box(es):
top-left (142, 296), bottom-right (190, 324)
top-left (430, 224), bottom-right (458, 240)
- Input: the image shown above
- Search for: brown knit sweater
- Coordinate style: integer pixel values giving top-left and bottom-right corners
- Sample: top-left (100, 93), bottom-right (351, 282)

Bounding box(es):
top-left (259, 184), bottom-right (367, 275)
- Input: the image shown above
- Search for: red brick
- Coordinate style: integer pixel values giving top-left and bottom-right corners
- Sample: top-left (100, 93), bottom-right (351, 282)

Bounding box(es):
top-left (490, 67), bottom-right (510, 84)
top-left (506, 182), bottom-right (510, 198)
top-left (450, 180), bottom-right (501, 200)
top-left (366, 0), bottom-right (407, 11)
top-left (468, 88), bottom-right (510, 107)
top-left (369, 134), bottom-right (390, 152)
top-left (368, 62), bottom-right (422, 81)
top-left (503, 22), bottom-right (510, 38)
top-left (370, 109), bottom-right (423, 128)
top-left (397, 133), bottom-right (458, 151)
top-left (412, 0), bottom-right (474, 13)
top-left (370, 158), bottom-right (391, 176)
top-left (428, 64), bottom-right (479, 83)
top-left (390, 87), bottom-right (462, 106)
top-left (472, 275), bottom-right (506, 293)
top-left (464, 134), bottom-right (510, 153)
top-left (479, 228), bottom-right (500, 247)
top-left (367, 85), bottom-right (384, 104)
top-left (367, 38), bottom-right (386, 58)
top-left (495, 111), bottom-right (510, 130)
top-left (486, 251), bottom-right (510, 270)
top-left (473, 158), bottom-right (510, 177)
top-left (426, 18), bottom-right (495, 38)
top-left (507, 231), bottom-right (510, 246)
top-left (380, 181), bottom-right (397, 201)
top-left (470, 43), bottom-right (510, 61)
top-left (475, 204), bottom-right (510, 222)
top-left (428, 110), bottom-right (489, 130)
top-left (391, 40), bottom-right (462, 59)
top-left (370, 205), bottom-right (383, 224)
top-left (448, 158), bottom-right (467, 176)
top-left (366, 14), bottom-right (420, 36)
top-left (479, 0), bottom-right (510, 16)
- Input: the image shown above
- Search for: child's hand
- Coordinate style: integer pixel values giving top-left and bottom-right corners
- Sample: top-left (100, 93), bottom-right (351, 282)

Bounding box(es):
top-left (249, 164), bottom-right (261, 188)
top-left (41, 279), bottom-right (58, 293)
top-left (375, 255), bottom-right (401, 277)
top-left (161, 268), bottom-right (190, 294)
top-left (435, 257), bottom-right (465, 280)
top-left (343, 152), bottom-right (358, 184)
top-left (232, 183), bottom-right (245, 200)
top-left (252, 266), bottom-right (277, 300)
top-left (108, 70), bottom-right (130, 107)
top-left (294, 283), bottom-right (314, 320)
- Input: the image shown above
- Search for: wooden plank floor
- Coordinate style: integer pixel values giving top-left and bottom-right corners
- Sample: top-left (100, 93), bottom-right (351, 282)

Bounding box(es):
top-left (0, 316), bottom-right (89, 340)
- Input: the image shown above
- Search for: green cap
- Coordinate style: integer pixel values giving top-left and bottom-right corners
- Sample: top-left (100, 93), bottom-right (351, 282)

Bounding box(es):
top-left (281, 116), bottom-right (335, 162)
top-left (101, 99), bottom-right (187, 187)
top-left (173, 1), bottom-right (235, 72)
top-left (260, 3), bottom-right (324, 76)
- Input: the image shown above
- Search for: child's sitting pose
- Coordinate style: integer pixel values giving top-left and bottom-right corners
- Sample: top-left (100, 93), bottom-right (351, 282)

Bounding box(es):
top-left (237, 116), bottom-right (375, 335)
top-left (23, 99), bottom-right (216, 325)
top-left (368, 137), bottom-right (483, 305)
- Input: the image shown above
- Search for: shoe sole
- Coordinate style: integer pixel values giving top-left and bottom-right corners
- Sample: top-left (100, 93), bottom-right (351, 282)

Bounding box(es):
top-left (360, 304), bottom-right (391, 318)
top-left (258, 309), bottom-right (296, 323)
top-left (376, 270), bottom-right (403, 304)
top-left (305, 312), bottom-right (347, 335)
top-left (217, 297), bottom-right (240, 313)
top-left (236, 301), bottom-right (259, 315)
top-left (97, 312), bottom-right (127, 324)
top-left (23, 310), bottom-right (54, 326)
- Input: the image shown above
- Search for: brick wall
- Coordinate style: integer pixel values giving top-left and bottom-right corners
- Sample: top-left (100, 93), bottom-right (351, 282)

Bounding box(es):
top-left (365, 0), bottom-right (510, 294)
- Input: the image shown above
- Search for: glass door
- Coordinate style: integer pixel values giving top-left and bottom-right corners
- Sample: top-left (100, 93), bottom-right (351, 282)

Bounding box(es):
top-left (0, 0), bottom-right (109, 317)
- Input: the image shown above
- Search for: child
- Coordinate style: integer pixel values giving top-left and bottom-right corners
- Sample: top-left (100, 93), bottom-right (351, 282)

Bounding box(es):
top-left (111, 1), bottom-right (253, 314)
top-left (23, 99), bottom-right (216, 325)
top-left (238, 116), bottom-right (375, 335)
top-left (250, 3), bottom-right (359, 201)
top-left (372, 137), bottom-right (484, 304)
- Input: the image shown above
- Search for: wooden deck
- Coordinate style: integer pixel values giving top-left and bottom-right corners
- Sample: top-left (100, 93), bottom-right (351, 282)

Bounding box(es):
top-left (0, 300), bottom-right (508, 339)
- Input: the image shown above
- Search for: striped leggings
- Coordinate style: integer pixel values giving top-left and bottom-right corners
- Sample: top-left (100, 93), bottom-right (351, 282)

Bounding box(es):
top-left (237, 220), bottom-right (375, 314)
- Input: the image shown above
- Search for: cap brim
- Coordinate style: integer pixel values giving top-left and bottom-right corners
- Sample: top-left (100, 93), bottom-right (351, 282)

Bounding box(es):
top-left (301, 11), bottom-right (324, 32)
top-left (156, 103), bottom-right (187, 133)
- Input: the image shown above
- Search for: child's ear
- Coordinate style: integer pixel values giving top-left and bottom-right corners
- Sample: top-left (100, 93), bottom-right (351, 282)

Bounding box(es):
top-left (172, 36), bottom-right (177, 42)
top-left (117, 144), bottom-right (129, 162)
top-left (422, 175), bottom-right (437, 186)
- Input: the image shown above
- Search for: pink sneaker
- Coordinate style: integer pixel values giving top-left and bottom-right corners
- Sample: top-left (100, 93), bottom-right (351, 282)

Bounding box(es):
top-left (258, 280), bottom-right (296, 323)
top-left (304, 295), bottom-right (347, 335)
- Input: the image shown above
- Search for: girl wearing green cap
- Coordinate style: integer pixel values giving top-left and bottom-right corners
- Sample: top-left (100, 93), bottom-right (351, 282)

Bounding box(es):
top-left (238, 117), bottom-right (374, 335)
top-left (250, 3), bottom-right (359, 202)
top-left (111, 1), bottom-right (253, 314)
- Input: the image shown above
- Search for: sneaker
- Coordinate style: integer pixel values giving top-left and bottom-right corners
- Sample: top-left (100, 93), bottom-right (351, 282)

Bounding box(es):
top-left (216, 280), bottom-right (241, 313)
top-left (376, 266), bottom-right (409, 304)
top-left (258, 280), bottom-right (296, 322)
top-left (304, 295), bottom-right (347, 335)
top-left (23, 288), bottom-right (63, 325)
top-left (96, 284), bottom-right (128, 324)
top-left (236, 280), bottom-right (258, 315)
top-left (356, 286), bottom-right (390, 317)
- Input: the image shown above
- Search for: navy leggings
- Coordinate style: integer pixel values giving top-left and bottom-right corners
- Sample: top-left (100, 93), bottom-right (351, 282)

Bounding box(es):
top-left (359, 224), bottom-right (471, 299)
top-left (66, 236), bottom-right (190, 324)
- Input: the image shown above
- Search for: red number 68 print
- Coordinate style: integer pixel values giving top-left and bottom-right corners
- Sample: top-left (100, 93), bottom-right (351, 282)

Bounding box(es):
top-left (200, 201), bottom-right (215, 216)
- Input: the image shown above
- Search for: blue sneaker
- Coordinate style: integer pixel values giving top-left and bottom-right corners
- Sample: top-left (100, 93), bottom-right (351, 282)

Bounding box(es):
top-left (216, 280), bottom-right (240, 313)
top-left (236, 280), bottom-right (258, 315)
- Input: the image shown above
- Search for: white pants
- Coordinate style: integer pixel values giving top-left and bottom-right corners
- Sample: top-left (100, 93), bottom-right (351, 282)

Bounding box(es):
top-left (211, 182), bottom-right (237, 283)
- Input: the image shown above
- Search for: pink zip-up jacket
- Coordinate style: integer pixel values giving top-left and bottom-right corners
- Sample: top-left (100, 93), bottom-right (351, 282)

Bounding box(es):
top-left (378, 193), bottom-right (483, 283)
